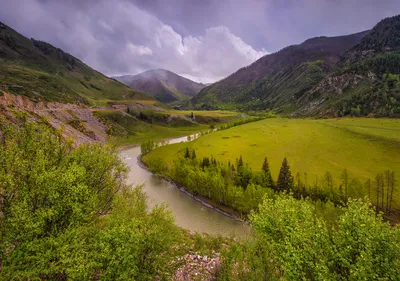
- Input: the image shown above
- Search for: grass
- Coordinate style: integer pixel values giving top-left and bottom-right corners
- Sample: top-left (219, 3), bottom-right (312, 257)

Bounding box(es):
top-left (96, 109), bottom-right (245, 146)
top-left (163, 110), bottom-right (240, 117)
top-left (143, 118), bottom-right (400, 206)
top-left (0, 23), bottom-right (154, 106)
top-left (0, 60), bottom-right (153, 106)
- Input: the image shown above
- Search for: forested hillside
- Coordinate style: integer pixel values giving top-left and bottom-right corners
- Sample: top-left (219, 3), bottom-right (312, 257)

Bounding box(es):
top-left (296, 14), bottom-right (400, 117)
top-left (191, 31), bottom-right (368, 112)
top-left (191, 14), bottom-right (400, 117)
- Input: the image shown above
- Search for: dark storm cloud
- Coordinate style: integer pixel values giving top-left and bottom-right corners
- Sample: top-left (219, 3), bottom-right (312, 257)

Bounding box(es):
top-left (131, 0), bottom-right (400, 51)
top-left (0, 0), bottom-right (399, 82)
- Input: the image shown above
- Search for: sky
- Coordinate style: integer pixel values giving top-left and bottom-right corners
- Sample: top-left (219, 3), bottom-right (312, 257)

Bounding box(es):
top-left (0, 0), bottom-right (399, 83)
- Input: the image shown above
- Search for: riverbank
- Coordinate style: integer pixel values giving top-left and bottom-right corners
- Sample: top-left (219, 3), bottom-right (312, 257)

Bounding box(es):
top-left (137, 155), bottom-right (246, 223)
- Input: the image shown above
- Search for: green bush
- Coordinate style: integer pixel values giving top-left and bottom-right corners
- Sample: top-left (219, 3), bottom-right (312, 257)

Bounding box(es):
top-left (219, 194), bottom-right (400, 280)
top-left (0, 118), bottom-right (179, 280)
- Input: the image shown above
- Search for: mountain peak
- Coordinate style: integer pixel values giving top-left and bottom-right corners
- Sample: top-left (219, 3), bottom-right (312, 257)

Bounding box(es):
top-left (114, 69), bottom-right (205, 103)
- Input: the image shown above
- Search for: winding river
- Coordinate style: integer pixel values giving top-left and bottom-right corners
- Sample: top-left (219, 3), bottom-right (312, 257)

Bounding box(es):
top-left (121, 136), bottom-right (249, 237)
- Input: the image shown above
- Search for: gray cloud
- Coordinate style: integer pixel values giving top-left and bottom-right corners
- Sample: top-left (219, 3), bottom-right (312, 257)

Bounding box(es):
top-left (0, 0), bottom-right (399, 83)
top-left (0, 0), bottom-right (266, 83)
top-left (132, 0), bottom-right (400, 51)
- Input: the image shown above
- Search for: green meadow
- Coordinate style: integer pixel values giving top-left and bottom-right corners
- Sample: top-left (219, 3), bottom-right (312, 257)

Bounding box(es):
top-left (143, 118), bottom-right (400, 205)
top-left (96, 109), bottom-right (244, 146)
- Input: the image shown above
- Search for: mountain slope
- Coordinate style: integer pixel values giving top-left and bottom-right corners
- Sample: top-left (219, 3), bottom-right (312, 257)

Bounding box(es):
top-left (296, 14), bottom-right (400, 117)
top-left (191, 31), bottom-right (368, 111)
top-left (0, 21), bottom-right (154, 105)
top-left (115, 69), bottom-right (205, 103)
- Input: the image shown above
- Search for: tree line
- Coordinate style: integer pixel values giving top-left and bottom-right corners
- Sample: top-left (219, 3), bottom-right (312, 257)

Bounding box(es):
top-left (149, 147), bottom-right (397, 216)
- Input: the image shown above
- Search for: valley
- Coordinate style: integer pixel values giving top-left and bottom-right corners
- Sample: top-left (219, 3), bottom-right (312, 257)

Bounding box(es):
top-left (144, 118), bottom-right (400, 181)
top-left (1, 8), bottom-right (400, 281)
top-left (143, 117), bottom-right (400, 219)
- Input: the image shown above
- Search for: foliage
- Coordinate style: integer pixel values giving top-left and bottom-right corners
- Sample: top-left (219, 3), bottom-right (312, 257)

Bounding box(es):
top-left (169, 155), bottom-right (269, 215)
top-left (219, 194), bottom-right (400, 280)
top-left (218, 117), bottom-right (265, 131)
top-left (143, 118), bottom-right (400, 211)
top-left (0, 119), bottom-right (179, 280)
top-left (141, 139), bottom-right (159, 155)
top-left (146, 142), bottom-right (398, 224)
top-left (276, 157), bottom-right (293, 191)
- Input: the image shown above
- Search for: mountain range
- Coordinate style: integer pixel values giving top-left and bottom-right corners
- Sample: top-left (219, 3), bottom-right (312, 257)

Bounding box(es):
top-left (114, 69), bottom-right (206, 103)
top-left (191, 15), bottom-right (400, 117)
top-left (1, 14), bottom-right (399, 118)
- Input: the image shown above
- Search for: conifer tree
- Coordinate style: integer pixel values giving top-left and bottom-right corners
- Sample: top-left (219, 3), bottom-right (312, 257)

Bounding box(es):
top-left (191, 149), bottom-right (196, 160)
top-left (237, 155), bottom-right (244, 169)
top-left (184, 147), bottom-right (190, 159)
top-left (324, 171), bottom-right (333, 192)
top-left (365, 178), bottom-right (372, 199)
top-left (261, 156), bottom-right (274, 187)
top-left (389, 171), bottom-right (395, 212)
top-left (276, 157), bottom-right (293, 192)
top-left (296, 172), bottom-right (302, 189)
top-left (375, 173), bottom-right (384, 209)
top-left (341, 169), bottom-right (349, 199)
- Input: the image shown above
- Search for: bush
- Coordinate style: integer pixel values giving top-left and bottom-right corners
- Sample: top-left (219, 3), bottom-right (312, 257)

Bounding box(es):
top-left (247, 194), bottom-right (400, 280)
top-left (0, 118), bottom-right (179, 279)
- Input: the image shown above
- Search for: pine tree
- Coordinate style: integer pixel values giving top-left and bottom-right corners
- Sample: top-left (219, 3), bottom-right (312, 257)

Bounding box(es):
top-left (385, 170), bottom-right (391, 212)
top-left (304, 172), bottom-right (308, 189)
top-left (184, 147), bottom-right (190, 159)
top-left (261, 156), bottom-right (273, 187)
top-left (365, 178), bottom-right (372, 199)
top-left (261, 157), bottom-right (269, 173)
top-left (201, 157), bottom-right (210, 168)
top-left (237, 155), bottom-right (244, 170)
top-left (296, 172), bottom-right (302, 189)
top-left (375, 173), bottom-right (384, 210)
top-left (341, 169), bottom-right (349, 199)
top-left (276, 157), bottom-right (293, 192)
top-left (389, 171), bottom-right (395, 212)
top-left (191, 149), bottom-right (196, 160)
top-left (324, 171), bottom-right (333, 192)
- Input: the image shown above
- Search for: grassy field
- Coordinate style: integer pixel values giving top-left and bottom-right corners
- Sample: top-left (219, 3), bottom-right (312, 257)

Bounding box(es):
top-left (96, 109), bottom-right (245, 146)
top-left (143, 118), bottom-right (400, 205)
top-left (163, 110), bottom-right (240, 117)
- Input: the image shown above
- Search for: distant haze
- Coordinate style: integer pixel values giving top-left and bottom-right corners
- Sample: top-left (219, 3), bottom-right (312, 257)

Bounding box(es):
top-left (114, 69), bottom-right (205, 103)
top-left (0, 0), bottom-right (399, 83)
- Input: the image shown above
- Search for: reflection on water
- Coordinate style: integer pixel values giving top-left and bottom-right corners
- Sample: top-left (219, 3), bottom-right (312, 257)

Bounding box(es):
top-left (121, 136), bottom-right (249, 236)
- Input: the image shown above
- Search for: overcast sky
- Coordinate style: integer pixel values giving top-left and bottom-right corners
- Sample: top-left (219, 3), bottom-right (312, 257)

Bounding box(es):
top-left (1, 0), bottom-right (399, 83)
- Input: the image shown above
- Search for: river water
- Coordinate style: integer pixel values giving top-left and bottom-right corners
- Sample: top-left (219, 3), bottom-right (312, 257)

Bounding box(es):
top-left (121, 136), bottom-right (249, 237)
